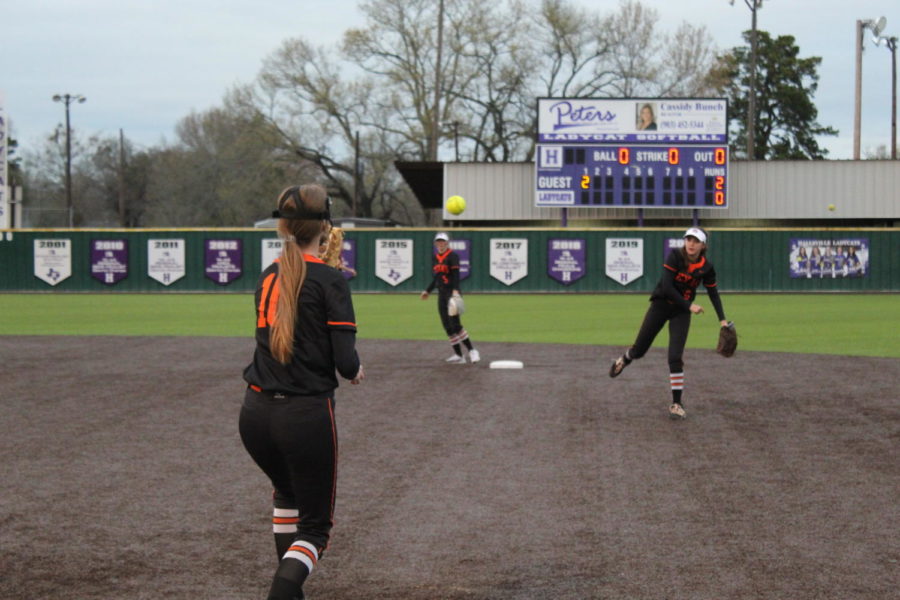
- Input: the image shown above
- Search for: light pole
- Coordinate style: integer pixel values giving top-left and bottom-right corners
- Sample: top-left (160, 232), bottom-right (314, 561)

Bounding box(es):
top-left (875, 35), bottom-right (898, 159)
top-left (52, 93), bottom-right (86, 227)
top-left (429, 0), bottom-right (444, 161)
top-left (729, 0), bottom-right (767, 160)
top-left (854, 17), bottom-right (886, 159)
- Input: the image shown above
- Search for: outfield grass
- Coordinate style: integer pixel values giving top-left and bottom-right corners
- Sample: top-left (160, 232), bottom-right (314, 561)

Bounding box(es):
top-left (1, 293), bottom-right (898, 358)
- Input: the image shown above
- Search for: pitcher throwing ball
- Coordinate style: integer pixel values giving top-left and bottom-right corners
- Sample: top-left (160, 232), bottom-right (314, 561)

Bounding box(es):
top-left (241, 184), bottom-right (364, 600)
top-left (420, 231), bottom-right (480, 364)
top-left (608, 227), bottom-right (728, 419)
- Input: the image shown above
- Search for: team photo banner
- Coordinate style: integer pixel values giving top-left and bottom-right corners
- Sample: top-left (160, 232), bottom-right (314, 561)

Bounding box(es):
top-left (789, 238), bottom-right (869, 279)
top-left (537, 98), bottom-right (727, 144)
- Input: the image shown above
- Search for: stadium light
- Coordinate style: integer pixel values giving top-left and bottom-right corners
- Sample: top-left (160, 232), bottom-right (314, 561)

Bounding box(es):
top-left (854, 17), bottom-right (887, 159)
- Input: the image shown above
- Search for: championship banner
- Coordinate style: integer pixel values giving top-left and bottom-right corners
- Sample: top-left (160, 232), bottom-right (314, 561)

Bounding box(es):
top-left (0, 90), bottom-right (9, 229)
top-left (789, 238), bottom-right (869, 279)
top-left (261, 238), bottom-right (283, 270)
top-left (90, 239), bottom-right (128, 285)
top-left (33, 239), bottom-right (72, 286)
top-left (664, 237), bottom-right (684, 260)
top-left (490, 238), bottom-right (528, 286)
top-left (547, 238), bottom-right (586, 285)
top-left (605, 238), bottom-right (644, 286)
top-left (341, 237), bottom-right (356, 280)
top-left (205, 239), bottom-right (243, 285)
top-left (449, 239), bottom-right (471, 280)
top-left (375, 238), bottom-right (413, 286)
top-left (147, 239), bottom-right (185, 286)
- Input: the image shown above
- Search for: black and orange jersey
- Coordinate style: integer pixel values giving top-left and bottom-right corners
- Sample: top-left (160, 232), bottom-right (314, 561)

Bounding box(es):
top-left (651, 249), bottom-right (726, 321)
top-left (425, 249), bottom-right (460, 294)
top-left (243, 255), bottom-right (360, 396)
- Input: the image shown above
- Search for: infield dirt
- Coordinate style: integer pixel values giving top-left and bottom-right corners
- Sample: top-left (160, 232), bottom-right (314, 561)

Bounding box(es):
top-left (2, 336), bottom-right (898, 599)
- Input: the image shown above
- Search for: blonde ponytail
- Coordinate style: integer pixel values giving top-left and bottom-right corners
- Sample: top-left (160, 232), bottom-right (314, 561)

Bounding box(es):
top-left (270, 242), bottom-right (307, 364)
top-left (268, 184), bottom-right (330, 364)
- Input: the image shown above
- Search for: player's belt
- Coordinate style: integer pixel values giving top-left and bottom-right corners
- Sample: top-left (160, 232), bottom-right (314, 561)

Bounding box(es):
top-left (248, 385), bottom-right (332, 402)
top-left (248, 384), bottom-right (287, 399)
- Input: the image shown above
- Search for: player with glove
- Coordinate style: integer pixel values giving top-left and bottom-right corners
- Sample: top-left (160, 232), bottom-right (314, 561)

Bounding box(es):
top-left (608, 227), bottom-right (731, 419)
top-left (420, 232), bottom-right (480, 364)
top-left (241, 185), bottom-right (364, 600)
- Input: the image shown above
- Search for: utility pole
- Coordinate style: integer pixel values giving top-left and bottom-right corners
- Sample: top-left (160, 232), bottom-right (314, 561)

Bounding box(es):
top-left (52, 93), bottom-right (86, 227)
top-left (880, 36), bottom-right (898, 159)
top-left (353, 131), bottom-right (360, 217)
top-left (747, 1), bottom-right (758, 159)
top-left (118, 129), bottom-right (126, 226)
top-left (429, 0), bottom-right (444, 161)
top-left (729, 1), bottom-right (766, 159)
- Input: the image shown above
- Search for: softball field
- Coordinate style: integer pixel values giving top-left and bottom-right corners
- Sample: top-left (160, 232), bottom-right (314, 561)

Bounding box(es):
top-left (2, 335), bottom-right (898, 599)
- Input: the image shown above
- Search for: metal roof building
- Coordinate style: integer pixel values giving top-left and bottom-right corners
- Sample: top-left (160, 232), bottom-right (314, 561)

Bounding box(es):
top-left (398, 160), bottom-right (900, 226)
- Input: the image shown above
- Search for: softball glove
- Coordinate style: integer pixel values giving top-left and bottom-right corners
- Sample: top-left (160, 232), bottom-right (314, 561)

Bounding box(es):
top-left (716, 321), bottom-right (738, 358)
top-left (448, 294), bottom-right (465, 317)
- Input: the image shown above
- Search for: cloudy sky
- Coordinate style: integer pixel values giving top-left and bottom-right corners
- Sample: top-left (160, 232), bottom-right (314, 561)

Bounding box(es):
top-left (2, 0), bottom-right (898, 160)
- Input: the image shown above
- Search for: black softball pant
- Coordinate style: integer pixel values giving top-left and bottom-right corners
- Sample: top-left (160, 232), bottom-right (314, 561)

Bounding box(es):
top-left (437, 291), bottom-right (463, 336)
top-left (629, 299), bottom-right (692, 373)
top-left (239, 387), bottom-right (338, 554)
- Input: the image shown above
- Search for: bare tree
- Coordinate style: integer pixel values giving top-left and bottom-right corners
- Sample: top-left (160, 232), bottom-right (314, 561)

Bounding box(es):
top-left (143, 98), bottom-right (314, 226)
top-left (18, 0), bottom-right (724, 227)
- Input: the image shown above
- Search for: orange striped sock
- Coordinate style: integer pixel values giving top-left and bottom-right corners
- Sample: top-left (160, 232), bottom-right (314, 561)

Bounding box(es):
top-left (670, 372), bottom-right (684, 404)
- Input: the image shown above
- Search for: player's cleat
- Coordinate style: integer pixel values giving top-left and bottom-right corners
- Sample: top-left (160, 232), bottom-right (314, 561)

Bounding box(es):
top-left (445, 354), bottom-right (465, 363)
top-left (468, 349), bottom-right (481, 363)
top-left (609, 355), bottom-right (629, 378)
top-left (669, 403), bottom-right (686, 419)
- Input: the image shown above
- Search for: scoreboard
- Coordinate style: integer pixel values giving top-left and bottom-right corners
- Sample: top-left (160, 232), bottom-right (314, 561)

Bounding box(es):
top-left (535, 97), bottom-right (729, 209)
top-left (536, 143), bottom-right (728, 208)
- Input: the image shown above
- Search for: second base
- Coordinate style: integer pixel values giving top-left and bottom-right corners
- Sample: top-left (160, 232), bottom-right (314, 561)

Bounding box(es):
top-left (489, 360), bottom-right (524, 369)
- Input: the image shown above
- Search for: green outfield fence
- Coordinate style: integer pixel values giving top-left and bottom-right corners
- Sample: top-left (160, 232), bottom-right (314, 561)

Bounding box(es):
top-left (1, 228), bottom-right (897, 293)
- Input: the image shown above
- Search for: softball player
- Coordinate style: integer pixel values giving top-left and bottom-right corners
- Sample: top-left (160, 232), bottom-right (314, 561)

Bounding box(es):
top-left (608, 227), bottom-right (728, 419)
top-left (420, 232), bottom-right (480, 363)
top-left (241, 184), bottom-right (364, 600)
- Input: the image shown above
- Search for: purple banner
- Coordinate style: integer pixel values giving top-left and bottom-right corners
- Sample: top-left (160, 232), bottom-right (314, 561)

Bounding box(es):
top-left (205, 239), bottom-right (243, 285)
top-left (664, 237), bottom-right (684, 260)
top-left (547, 238), bottom-right (586, 285)
top-left (790, 238), bottom-right (869, 279)
top-left (448, 239), bottom-right (471, 280)
top-left (90, 239), bottom-right (128, 285)
top-left (341, 238), bottom-right (356, 280)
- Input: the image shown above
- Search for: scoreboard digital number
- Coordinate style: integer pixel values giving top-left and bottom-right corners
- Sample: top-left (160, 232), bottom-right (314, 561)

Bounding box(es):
top-left (536, 144), bottom-right (729, 209)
